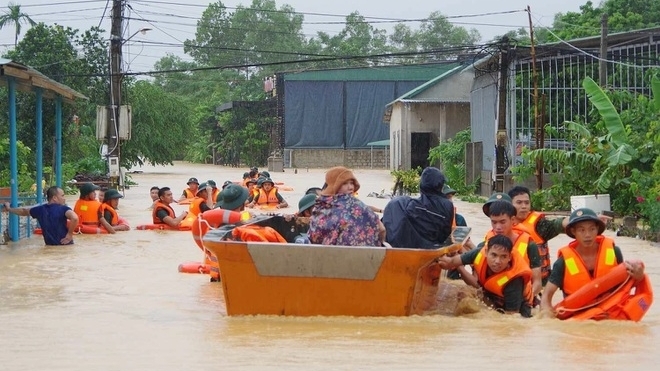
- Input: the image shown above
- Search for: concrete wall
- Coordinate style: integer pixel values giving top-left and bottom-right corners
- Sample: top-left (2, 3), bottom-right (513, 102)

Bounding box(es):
top-left (470, 73), bottom-right (498, 172)
top-left (415, 69), bottom-right (473, 102)
top-left (288, 148), bottom-right (389, 169)
top-left (388, 101), bottom-right (470, 170)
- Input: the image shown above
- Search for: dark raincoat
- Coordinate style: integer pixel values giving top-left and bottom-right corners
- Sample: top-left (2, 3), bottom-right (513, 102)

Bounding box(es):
top-left (382, 167), bottom-right (455, 249)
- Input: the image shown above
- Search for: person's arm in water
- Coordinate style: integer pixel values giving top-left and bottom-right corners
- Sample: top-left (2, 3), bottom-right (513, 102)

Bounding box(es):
top-left (163, 211), bottom-right (188, 228)
top-left (540, 282), bottom-right (560, 317)
top-left (63, 209), bottom-right (78, 244)
top-left (437, 248), bottom-right (481, 288)
top-left (526, 241), bottom-right (543, 296)
top-left (99, 216), bottom-right (116, 234)
top-left (204, 186), bottom-right (214, 209)
top-left (157, 209), bottom-right (188, 228)
top-left (275, 192), bottom-right (288, 209)
top-left (2, 202), bottom-right (31, 216)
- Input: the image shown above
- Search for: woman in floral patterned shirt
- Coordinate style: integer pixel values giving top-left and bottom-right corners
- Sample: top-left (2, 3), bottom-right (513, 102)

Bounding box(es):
top-left (309, 166), bottom-right (385, 246)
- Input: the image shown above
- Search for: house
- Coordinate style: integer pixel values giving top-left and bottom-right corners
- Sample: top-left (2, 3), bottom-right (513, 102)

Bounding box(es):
top-left (384, 64), bottom-right (473, 170)
top-left (468, 27), bottom-right (660, 195)
top-left (278, 62), bottom-right (462, 169)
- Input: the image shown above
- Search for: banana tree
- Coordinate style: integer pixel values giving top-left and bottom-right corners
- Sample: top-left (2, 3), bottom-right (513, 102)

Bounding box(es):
top-left (520, 76), bottom-right (658, 192)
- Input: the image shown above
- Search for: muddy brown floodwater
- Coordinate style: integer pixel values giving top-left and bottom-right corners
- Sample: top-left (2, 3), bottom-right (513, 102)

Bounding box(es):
top-left (1, 162), bottom-right (658, 370)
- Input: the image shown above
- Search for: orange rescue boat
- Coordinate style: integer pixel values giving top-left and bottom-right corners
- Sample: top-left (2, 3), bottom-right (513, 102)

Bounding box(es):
top-left (202, 219), bottom-right (469, 317)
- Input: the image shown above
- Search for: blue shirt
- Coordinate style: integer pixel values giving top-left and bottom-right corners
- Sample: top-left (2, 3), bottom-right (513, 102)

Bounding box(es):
top-left (29, 203), bottom-right (73, 245)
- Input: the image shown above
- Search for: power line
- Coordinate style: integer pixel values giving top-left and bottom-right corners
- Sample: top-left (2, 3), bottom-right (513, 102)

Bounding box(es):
top-left (133, 40), bottom-right (338, 57)
top-left (56, 44), bottom-right (494, 77)
top-left (20, 0), bottom-right (107, 7)
top-left (98, 0), bottom-right (111, 29)
top-left (528, 10), bottom-right (652, 69)
top-left (132, 1), bottom-right (525, 22)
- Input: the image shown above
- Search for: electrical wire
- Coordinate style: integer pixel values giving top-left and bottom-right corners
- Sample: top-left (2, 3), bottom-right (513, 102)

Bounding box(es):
top-left (54, 43), bottom-right (495, 78)
top-left (528, 10), bottom-right (653, 69)
top-left (97, 0), bottom-right (111, 29)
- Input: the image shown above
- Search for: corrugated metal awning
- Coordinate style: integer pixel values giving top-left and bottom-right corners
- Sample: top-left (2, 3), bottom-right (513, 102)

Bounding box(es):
top-left (0, 58), bottom-right (87, 103)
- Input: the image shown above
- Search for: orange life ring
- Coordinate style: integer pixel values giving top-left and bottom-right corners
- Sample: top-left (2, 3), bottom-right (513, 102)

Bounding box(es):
top-left (191, 208), bottom-right (249, 249)
top-left (136, 224), bottom-right (191, 231)
top-left (76, 224), bottom-right (109, 234)
top-left (178, 261), bottom-right (211, 274)
top-left (256, 204), bottom-right (279, 211)
top-left (555, 263), bottom-right (654, 321)
top-left (275, 185), bottom-right (294, 192)
top-left (34, 216), bottom-right (129, 235)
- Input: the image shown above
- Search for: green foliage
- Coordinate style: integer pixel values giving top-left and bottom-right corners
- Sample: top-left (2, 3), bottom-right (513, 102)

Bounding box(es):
top-left (458, 194), bottom-right (486, 203)
top-left (391, 167), bottom-right (421, 195)
top-left (120, 81), bottom-right (192, 167)
top-left (427, 129), bottom-right (476, 194)
top-left (513, 74), bottom-right (660, 225)
top-left (551, 0), bottom-right (660, 40)
top-left (0, 138), bottom-right (33, 191)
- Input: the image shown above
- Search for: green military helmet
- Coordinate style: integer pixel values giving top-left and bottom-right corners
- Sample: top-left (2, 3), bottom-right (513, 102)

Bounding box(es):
top-left (482, 192), bottom-right (512, 216)
top-left (565, 208), bottom-right (605, 238)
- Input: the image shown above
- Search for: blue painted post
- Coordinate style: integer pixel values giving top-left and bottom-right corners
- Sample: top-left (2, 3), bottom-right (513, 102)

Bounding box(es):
top-left (36, 88), bottom-right (43, 204)
top-left (55, 95), bottom-right (63, 187)
top-left (8, 77), bottom-right (19, 242)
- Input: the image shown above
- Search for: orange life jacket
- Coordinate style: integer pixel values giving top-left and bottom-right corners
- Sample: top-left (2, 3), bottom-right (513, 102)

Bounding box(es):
top-left (189, 197), bottom-right (205, 216)
top-left (484, 231), bottom-right (532, 266)
top-left (211, 188), bottom-right (220, 204)
top-left (74, 199), bottom-right (102, 225)
top-left (231, 225), bottom-right (287, 243)
top-left (256, 188), bottom-right (279, 205)
top-left (452, 206), bottom-right (457, 230)
top-left (513, 211), bottom-right (551, 280)
top-left (183, 188), bottom-right (195, 199)
top-left (152, 201), bottom-right (175, 224)
top-left (473, 246), bottom-right (534, 308)
top-left (99, 203), bottom-right (119, 225)
top-left (558, 235), bottom-right (618, 296)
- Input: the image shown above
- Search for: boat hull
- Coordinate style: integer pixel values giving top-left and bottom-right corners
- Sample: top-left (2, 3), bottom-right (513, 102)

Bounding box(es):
top-left (203, 225), bottom-right (468, 317)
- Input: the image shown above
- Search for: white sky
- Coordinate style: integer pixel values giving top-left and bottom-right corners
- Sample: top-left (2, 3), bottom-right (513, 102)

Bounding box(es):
top-left (0, 0), bottom-right (584, 72)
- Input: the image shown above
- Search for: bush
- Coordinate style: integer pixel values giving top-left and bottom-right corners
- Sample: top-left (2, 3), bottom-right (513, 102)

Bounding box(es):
top-left (427, 129), bottom-right (478, 194)
top-left (391, 167), bottom-right (421, 195)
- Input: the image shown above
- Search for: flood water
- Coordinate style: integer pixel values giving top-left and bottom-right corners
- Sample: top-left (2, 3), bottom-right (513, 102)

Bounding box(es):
top-left (1, 163), bottom-right (659, 370)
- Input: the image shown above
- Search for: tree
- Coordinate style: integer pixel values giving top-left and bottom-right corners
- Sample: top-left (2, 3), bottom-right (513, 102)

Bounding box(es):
top-left (313, 12), bottom-right (390, 68)
top-left (0, 2), bottom-right (36, 46)
top-left (551, 0), bottom-right (660, 40)
top-left (120, 81), bottom-right (193, 167)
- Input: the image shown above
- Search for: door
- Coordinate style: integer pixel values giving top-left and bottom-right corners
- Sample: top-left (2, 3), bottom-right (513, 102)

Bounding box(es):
top-left (410, 132), bottom-right (431, 170)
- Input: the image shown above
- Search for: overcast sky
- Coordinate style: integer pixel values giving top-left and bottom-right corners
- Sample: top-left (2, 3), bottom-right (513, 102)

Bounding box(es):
top-left (1, 0), bottom-right (585, 72)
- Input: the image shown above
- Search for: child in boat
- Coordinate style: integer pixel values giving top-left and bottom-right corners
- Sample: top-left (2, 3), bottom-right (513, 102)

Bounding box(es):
top-left (437, 234), bottom-right (534, 317)
top-left (540, 208), bottom-right (645, 317)
top-left (308, 166), bottom-right (385, 246)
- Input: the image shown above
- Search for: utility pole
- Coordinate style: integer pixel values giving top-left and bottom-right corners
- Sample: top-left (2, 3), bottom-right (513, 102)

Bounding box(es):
top-left (528, 6), bottom-right (543, 190)
top-left (495, 37), bottom-right (511, 193)
top-left (108, 0), bottom-right (124, 186)
top-left (599, 13), bottom-right (608, 86)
